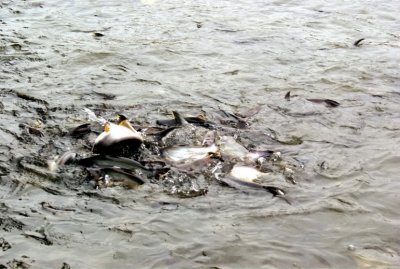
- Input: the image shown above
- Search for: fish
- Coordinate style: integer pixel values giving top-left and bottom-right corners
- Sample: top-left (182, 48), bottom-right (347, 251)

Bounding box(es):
top-left (92, 167), bottom-right (148, 188)
top-left (93, 122), bottom-right (143, 156)
top-left (285, 91), bottom-right (291, 101)
top-left (77, 155), bottom-right (169, 178)
top-left (218, 136), bottom-right (274, 163)
top-left (156, 116), bottom-right (216, 129)
top-left (216, 164), bottom-right (290, 204)
top-left (78, 154), bottom-right (145, 168)
top-left (48, 151), bottom-right (77, 172)
top-left (68, 123), bottom-right (92, 138)
top-left (158, 111), bottom-right (211, 147)
top-left (218, 109), bottom-right (248, 129)
top-left (161, 144), bottom-right (219, 164)
top-left (306, 98), bottom-right (340, 107)
top-left (78, 155), bottom-right (146, 171)
top-left (172, 110), bottom-right (189, 126)
top-left (229, 165), bottom-right (271, 182)
top-left (354, 38), bottom-right (365, 47)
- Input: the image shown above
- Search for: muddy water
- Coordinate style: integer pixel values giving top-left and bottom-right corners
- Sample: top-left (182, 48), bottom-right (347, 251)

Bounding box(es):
top-left (1, 0), bottom-right (400, 268)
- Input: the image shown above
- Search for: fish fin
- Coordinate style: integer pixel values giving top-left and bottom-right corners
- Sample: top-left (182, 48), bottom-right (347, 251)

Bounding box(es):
top-left (172, 111), bottom-right (189, 126)
top-left (263, 186), bottom-right (291, 205)
top-left (154, 126), bottom-right (180, 140)
top-left (104, 122), bottom-right (111, 132)
top-left (285, 91), bottom-right (291, 101)
top-left (119, 120), bottom-right (137, 132)
top-left (117, 115), bottom-right (137, 132)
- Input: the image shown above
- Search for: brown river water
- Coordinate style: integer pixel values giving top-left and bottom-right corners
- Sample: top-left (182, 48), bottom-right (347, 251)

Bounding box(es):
top-left (1, 0), bottom-right (400, 268)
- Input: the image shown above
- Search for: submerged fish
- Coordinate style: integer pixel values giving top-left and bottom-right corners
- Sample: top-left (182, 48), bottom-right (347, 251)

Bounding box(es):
top-left (350, 245), bottom-right (400, 269)
top-left (78, 155), bottom-right (169, 178)
top-left (91, 167), bottom-right (148, 188)
top-left (161, 144), bottom-right (219, 164)
top-left (156, 114), bottom-right (216, 129)
top-left (306, 98), bottom-right (340, 107)
top-left (218, 136), bottom-right (273, 162)
top-left (159, 111), bottom-right (210, 147)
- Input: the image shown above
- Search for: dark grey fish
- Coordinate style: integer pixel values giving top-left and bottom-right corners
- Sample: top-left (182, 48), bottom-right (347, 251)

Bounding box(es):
top-left (157, 111), bottom-right (211, 147)
top-left (56, 151), bottom-right (77, 166)
top-left (148, 126), bottom-right (180, 138)
top-left (172, 110), bottom-right (189, 126)
top-left (285, 91), bottom-right (291, 101)
top-left (68, 123), bottom-right (92, 138)
top-left (354, 38), bottom-right (365, 47)
top-left (77, 155), bottom-right (169, 178)
top-left (306, 98), bottom-right (340, 107)
top-left (100, 167), bottom-right (147, 185)
top-left (19, 123), bottom-right (44, 137)
top-left (156, 119), bottom-right (177, 126)
top-left (78, 155), bottom-right (147, 170)
top-left (87, 167), bottom-right (146, 189)
top-left (218, 109), bottom-right (248, 129)
top-left (156, 117), bottom-right (216, 129)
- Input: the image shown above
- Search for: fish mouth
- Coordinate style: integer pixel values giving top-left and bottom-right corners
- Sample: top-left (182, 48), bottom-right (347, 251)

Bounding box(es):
top-left (93, 138), bottom-right (143, 157)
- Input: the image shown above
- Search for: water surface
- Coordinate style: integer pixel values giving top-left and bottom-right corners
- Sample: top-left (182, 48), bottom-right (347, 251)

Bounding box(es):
top-left (1, 0), bottom-right (400, 268)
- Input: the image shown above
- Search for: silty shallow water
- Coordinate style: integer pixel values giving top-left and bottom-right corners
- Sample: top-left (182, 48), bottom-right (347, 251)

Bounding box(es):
top-left (0, 0), bottom-right (400, 268)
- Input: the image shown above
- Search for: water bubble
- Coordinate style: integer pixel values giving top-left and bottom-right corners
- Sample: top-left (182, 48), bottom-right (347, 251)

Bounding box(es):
top-left (347, 244), bottom-right (356, 251)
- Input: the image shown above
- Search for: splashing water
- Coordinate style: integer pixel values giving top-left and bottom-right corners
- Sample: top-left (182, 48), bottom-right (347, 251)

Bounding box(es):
top-left (83, 108), bottom-right (107, 125)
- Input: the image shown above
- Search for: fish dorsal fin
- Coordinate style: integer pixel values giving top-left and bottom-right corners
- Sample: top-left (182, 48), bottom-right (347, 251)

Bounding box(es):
top-left (119, 120), bottom-right (136, 132)
top-left (172, 111), bottom-right (189, 126)
top-left (104, 122), bottom-right (111, 133)
top-left (116, 114), bottom-right (128, 123)
top-left (117, 114), bottom-right (137, 132)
